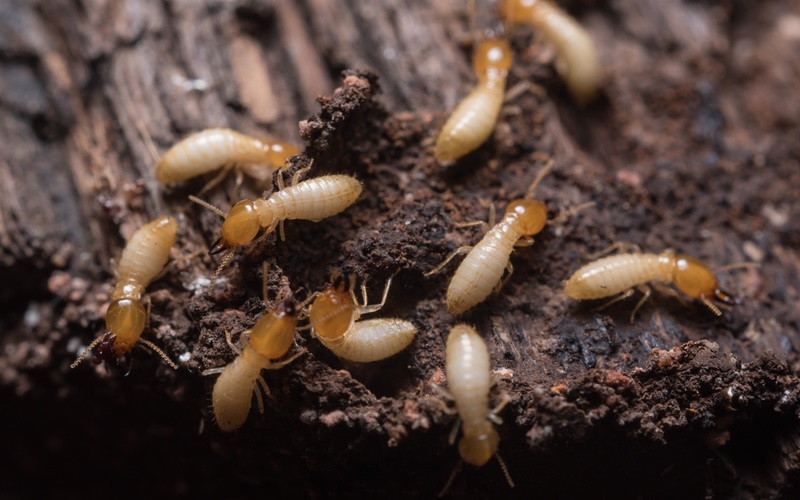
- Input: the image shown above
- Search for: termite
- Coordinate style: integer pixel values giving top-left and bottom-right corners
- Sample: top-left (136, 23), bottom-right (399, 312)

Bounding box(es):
top-left (308, 273), bottom-right (417, 362)
top-left (156, 128), bottom-right (301, 194)
top-left (71, 216), bottom-right (178, 370)
top-left (499, 0), bottom-right (601, 104)
top-left (565, 244), bottom-right (746, 323)
top-left (425, 161), bottom-right (590, 314)
top-left (435, 37), bottom-right (513, 165)
top-left (437, 324), bottom-right (513, 495)
top-left (191, 169), bottom-right (362, 287)
top-left (203, 266), bottom-right (308, 431)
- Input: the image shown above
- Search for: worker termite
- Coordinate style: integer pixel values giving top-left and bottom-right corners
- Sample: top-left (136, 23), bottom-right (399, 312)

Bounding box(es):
top-left (308, 273), bottom-right (417, 362)
top-left (71, 216), bottom-right (178, 370)
top-left (436, 324), bottom-right (513, 495)
top-left (156, 128), bottom-right (301, 194)
top-left (564, 243), bottom-right (749, 323)
top-left (425, 161), bottom-right (590, 314)
top-left (500, 0), bottom-right (601, 104)
top-left (435, 37), bottom-right (513, 165)
top-left (203, 266), bottom-right (308, 431)
top-left (191, 170), bottom-right (362, 287)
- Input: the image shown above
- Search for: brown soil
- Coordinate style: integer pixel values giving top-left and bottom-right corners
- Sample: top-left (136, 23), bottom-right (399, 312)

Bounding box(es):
top-left (1, 1), bottom-right (799, 499)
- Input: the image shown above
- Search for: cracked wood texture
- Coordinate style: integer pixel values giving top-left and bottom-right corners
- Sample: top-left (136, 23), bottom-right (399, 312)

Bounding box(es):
top-left (2, 0), bottom-right (800, 498)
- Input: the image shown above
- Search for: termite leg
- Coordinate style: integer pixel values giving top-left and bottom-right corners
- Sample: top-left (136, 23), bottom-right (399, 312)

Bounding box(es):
top-left (201, 366), bottom-right (226, 376)
top-left (357, 271), bottom-right (398, 315)
top-left (291, 165), bottom-right (311, 186)
top-left (488, 392), bottom-right (512, 425)
top-left (497, 260), bottom-right (514, 292)
top-left (651, 283), bottom-right (690, 307)
top-left (195, 163), bottom-right (235, 198)
top-left (266, 347), bottom-right (307, 370)
top-left (254, 377), bottom-right (267, 413)
top-left (548, 201), bottom-right (596, 226)
top-left (424, 246), bottom-right (474, 277)
top-left (588, 241), bottom-right (642, 260)
top-left (592, 288), bottom-right (636, 314)
top-left (224, 327), bottom-right (243, 356)
top-left (628, 285), bottom-right (653, 324)
top-left (448, 418), bottom-right (463, 445)
top-left (504, 80), bottom-right (547, 103)
top-left (515, 236), bottom-right (535, 247)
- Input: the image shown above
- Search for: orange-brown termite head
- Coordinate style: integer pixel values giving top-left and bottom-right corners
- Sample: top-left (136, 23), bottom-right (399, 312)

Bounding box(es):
top-left (308, 274), bottom-right (356, 341)
top-left (248, 296), bottom-right (300, 359)
top-left (672, 255), bottom-right (737, 313)
top-left (211, 200), bottom-right (266, 254)
top-left (473, 38), bottom-right (513, 80)
top-left (504, 199), bottom-right (548, 236)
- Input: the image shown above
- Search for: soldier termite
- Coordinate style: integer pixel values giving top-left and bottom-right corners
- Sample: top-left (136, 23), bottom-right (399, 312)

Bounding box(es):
top-left (499, 0), bottom-right (601, 104)
top-left (564, 243), bottom-right (752, 323)
top-left (190, 170), bottom-right (362, 289)
top-left (435, 37), bottom-right (513, 165)
top-left (425, 161), bottom-right (591, 314)
top-left (71, 216), bottom-right (178, 370)
top-left (202, 265), bottom-right (308, 432)
top-left (308, 273), bottom-right (416, 362)
top-left (436, 324), bottom-right (513, 495)
top-left (156, 128), bottom-right (301, 195)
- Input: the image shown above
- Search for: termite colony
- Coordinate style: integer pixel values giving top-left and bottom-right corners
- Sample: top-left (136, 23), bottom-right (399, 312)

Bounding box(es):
top-left (67, 0), bottom-right (756, 495)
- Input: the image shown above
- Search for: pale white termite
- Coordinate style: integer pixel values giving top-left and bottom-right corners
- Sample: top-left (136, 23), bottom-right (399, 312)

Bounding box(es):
top-left (192, 170), bottom-right (363, 285)
top-left (425, 161), bottom-right (588, 314)
top-left (71, 216), bottom-right (178, 369)
top-left (155, 128), bottom-right (301, 191)
top-left (203, 297), bottom-right (305, 432)
top-left (435, 38), bottom-right (513, 165)
top-left (565, 245), bottom-right (740, 323)
top-left (500, 0), bottom-right (601, 104)
top-left (309, 273), bottom-right (417, 363)
top-left (437, 324), bottom-right (513, 494)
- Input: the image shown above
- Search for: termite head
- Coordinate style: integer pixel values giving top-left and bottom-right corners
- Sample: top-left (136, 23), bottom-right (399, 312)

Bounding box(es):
top-left (505, 199), bottom-right (548, 236)
top-left (673, 255), bottom-right (736, 315)
top-left (498, 0), bottom-right (539, 23)
top-left (309, 274), bottom-right (356, 340)
top-left (459, 429), bottom-right (500, 467)
top-left (264, 142), bottom-right (302, 167)
top-left (105, 298), bottom-right (147, 357)
top-left (473, 39), bottom-right (513, 78)
top-left (215, 200), bottom-right (261, 252)
top-left (249, 297), bottom-right (300, 359)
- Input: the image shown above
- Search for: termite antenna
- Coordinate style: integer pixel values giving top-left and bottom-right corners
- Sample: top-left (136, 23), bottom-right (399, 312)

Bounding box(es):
top-left (188, 195), bottom-right (226, 218)
top-left (495, 452), bottom-right (515, 488)
top-left (208, 249), bottom-right (236, 294)
top-left (138, 339), bottom-right (179, 369)
top-left (524, 159), bottom-right (555, 199)
top-left (714, 262), bottom-right (760, 273)
top-left (70, 335), bottom-right (105, 369)
top-left (438, 461), bottom-right (464, 498)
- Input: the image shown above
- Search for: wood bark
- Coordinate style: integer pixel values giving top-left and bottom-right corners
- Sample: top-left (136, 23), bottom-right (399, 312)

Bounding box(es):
top-left (1, 0), bottom-right (799, 498)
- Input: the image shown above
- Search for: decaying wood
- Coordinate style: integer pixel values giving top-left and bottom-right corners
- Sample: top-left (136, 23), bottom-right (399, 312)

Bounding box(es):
top-left (1, 0), bottom-right (799, 498)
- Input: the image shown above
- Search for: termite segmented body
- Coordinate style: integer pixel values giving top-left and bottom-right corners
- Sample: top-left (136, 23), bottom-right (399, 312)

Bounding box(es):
top-left (318, 318), bottom-right (416, 363)
top-left (435, 38), bottom-right (513, 164)
top-left (437, 324), bottom-right (512, 493)
top-left (500, 0), bottom-right (601, 104)
top-left (309, 274), bottom-right (416, 362)
top-left (213, 174), bottom-right (362, 253)
top-left (155, 128), bottom-right (301, 184)
top-left (565, 249), bottom-right (737, 322)
top-left (205, 298), bottom-right (304, 432)
top-left (71, 216), bottom-right (178, 369)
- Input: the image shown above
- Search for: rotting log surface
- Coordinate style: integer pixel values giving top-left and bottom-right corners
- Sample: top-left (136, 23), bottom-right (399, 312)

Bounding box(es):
top-left (1, 0), bottom-right (800, 498)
